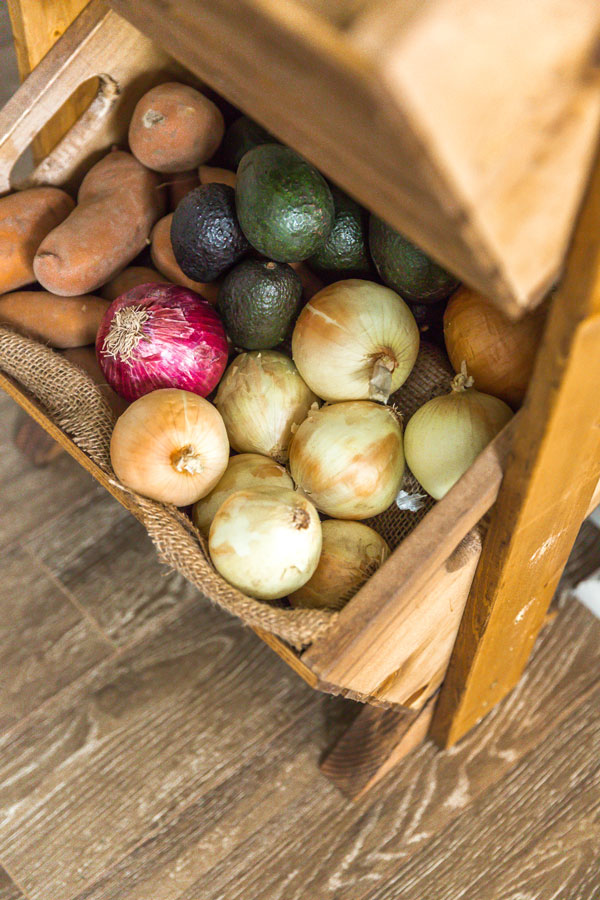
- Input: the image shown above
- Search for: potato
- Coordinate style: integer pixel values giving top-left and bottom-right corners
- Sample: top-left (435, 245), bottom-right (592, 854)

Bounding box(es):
top-left (168, 170), bottom-right (199, 210)
top-left (62, 346), bottom-right (129, 417)
top-left (0, 291), bottom-right (109, 348)
top-left (150, 213), bottom-right (219, 304)
top-left (34, 151), bottom-right (165, 296)
top-left (0, 187), bottom-right (74, 293)
top-left (128, 82), bottom-right (225, 173)
top-left (101, 266), bottom-right (169, 301)
top-left (198, 165), bottom-right (236, 188)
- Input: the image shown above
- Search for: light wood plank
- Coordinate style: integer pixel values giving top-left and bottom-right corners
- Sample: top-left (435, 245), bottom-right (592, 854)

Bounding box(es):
top-left (431, 152), bottom-right (600, 748)
top-left (0, 545), bottom-right (110, 733)
top-left (0, 602), bottom-right (318, 900)
top-left (0, 869), bottom-right (24, 900)
top-left (68, 601), bottom-right (600, 900)
top-left (25, 491), bottom-right (200, 647)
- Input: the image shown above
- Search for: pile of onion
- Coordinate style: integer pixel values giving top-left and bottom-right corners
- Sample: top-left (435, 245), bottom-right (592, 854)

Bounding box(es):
top-left (289, 400), bottom-right (405, 519)
top-left (215, 351), bottom-right (318, 463)
top-left (192, 452), bottom-right (293, 537)
top-left (443, 286), bottom-right (546, 407)
top-left (289, 520), bottom-right (390, 610)
top-left (97, 283), bottom-right (228, 401)
top-left (404, 365), bottom-right (512, 500)
top-left (209, 487), bottom-right (322, 599)
top-left (292, 279), bottom-right (419, 403)
top-left (110, 388), bottom-right (229, 506)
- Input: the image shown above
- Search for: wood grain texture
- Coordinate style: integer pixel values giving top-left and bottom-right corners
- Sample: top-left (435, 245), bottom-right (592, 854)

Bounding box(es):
top-left (0, 545), bottom-right (110, 733)
top-left (110, 0), bottom-right (600, 314)
top-left (7, 0), bottom-right (95, 159)
top-left (65, 601), bottom-right (600, 900)
top-left (431, 152), bottom-right (600, 748)
top-left (25, 490), bottom-right (200, 647)
top-left (13, 409), bottom-right (63, 466)
top-left (0, 869), bottom-right (24, 900)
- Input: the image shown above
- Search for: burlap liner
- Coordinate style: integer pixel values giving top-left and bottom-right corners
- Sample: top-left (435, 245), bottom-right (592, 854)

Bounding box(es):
top-left (0, 328), bottom-right (467, 648)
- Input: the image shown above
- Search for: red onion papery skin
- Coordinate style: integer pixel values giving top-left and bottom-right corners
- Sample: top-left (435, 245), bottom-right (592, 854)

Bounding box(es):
top-left (96, 283), bottom-right (229, 401)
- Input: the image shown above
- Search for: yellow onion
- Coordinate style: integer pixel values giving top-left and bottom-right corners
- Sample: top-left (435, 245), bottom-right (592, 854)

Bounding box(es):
top-left (110, 388), bottom-right (229, 506)
top-left (209, 487), bottom-right (322, 599)
top-left (192, 452), bottom-right (293, 536)
top-left (215, 351), bottom-right (318, 463)
top-left (289, 520), bottom-right (390, 610)
top-left (404, 365), bottom-right (513, 500)
top-left (292, 279), bottom-right (419, 403)
top-left (289, 400), bottom-right (404, 518)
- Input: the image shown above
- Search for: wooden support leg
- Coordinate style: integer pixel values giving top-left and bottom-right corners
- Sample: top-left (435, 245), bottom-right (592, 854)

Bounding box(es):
top-left (321, 696), bottom-right (436, 801)
top-left (430, 150), bottom-right (600, 749)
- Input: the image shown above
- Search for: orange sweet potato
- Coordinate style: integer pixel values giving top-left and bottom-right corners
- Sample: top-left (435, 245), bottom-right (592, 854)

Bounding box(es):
top-left (0, 291), bottom-right (109, 348)
top-left (0, 187), bottom-right (74, 293)
top-left (168, 170), bottom-right (200, 210)
top-left (101, 266), bottom-right (169, 301)
top-left (33, 151), bottom-right (165, 296)
top-left (150, 213), bottom-right (219, 304)
top-left (198, 165), bottom-right (236, 188)
top-left (129, 83), bottom-right (225, 173)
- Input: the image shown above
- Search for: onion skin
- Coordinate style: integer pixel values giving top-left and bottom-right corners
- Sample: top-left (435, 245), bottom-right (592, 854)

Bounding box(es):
top-left (110, 388), bottom-right (229, 506)
top-left (209, 487), bottom-right (322, 600)
top-left (215, 351), bottom-right (318, 463)
top-left (289, 400), bottom-right (405, 519)
top-left (292, 279), bottom-right (419, 403)
top-left (96, 282), bottom-right (228, 401)
top-left (404, 382), bottom-right (512, 500)
top-left (289, 520), bottom-right (390, 610)
top-left (192, 452), bottom-right (293, 537)
top-left (443, 286), bottom-right (546, 408)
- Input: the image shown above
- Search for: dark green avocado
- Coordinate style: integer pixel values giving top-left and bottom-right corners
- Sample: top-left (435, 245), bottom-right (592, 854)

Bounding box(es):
top-left (171, 184), bottom-right (250, 282)
top-left (218, 259), bottom-right (303, 349)
top-left (369, 215), bottom-right (460, 303)
top-left (222, 116), bottom-right (276, 170)
top-left (308, 186), bottom-right (371, 277)
top-left (235, 144), bottom-right (334, 263)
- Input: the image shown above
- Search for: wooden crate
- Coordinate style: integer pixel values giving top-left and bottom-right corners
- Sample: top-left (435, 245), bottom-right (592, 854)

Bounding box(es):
top-left (2, 0), bottom-right (600, 788)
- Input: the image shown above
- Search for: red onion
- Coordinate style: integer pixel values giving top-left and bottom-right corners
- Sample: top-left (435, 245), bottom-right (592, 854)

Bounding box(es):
top-left (96, 283), bottom-right (228, 401)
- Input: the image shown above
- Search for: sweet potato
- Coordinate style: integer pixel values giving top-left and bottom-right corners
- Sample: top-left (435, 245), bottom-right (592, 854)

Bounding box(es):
top-left (101, 266), bottom-right (169, 301)
top-left (62, 346), bottom-right (129, 417)
top-left (150, 213), bottom-right (219, 304)
top-left (198, 165), bottom-right (236, 188)
top-left (0, 291), bottom-right (109, 348)
top-left (34, 151), bottom-right (165, 296)
top-left (0, 187), bottom-right (74, 293)
top-left (129, 82), bottom-right (225, 173)
top-left (168, 170), bottom-right (200, 210)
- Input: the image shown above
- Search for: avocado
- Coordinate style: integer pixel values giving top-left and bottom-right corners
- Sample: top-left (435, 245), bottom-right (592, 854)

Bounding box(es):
top-left (171, 183), bottom-right (249, 282)
top-left (308, 187), bottom-right (371, 277)
top-left (235, 144), bottom-right (334, 262)
top-left (218, 259), bottom-right (303, 349)
top-left (222, 116), bottom-right (276, 170)
top-left (369, 215), bottom-right (460, 303)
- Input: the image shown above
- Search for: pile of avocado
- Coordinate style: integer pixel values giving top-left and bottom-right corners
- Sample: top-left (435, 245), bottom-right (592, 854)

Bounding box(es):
top-left (171, 115), bottom-right (459, 351)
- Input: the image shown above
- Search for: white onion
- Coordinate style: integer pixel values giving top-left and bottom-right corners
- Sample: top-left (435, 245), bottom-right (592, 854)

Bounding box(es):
top-left (289, 400), bottom-right (405, 518)
top-left (215, 351), bottom-right (318, 463)
top-left (292, 279), bottom-right (420, 403)
top-left (110, 388), bottom-right (229, 506)
top-left (289, 519), bottom-right (390, 610)
top-left (404, 367), bottom-right (513, 499)
top-left (192, 452), bottom-right (293, 536)
top-left (209, 487), bottom-right (322, 599)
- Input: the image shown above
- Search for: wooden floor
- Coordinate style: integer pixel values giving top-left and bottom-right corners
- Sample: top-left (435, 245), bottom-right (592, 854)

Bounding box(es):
top-left (0, 392), bottom-right (599, 900)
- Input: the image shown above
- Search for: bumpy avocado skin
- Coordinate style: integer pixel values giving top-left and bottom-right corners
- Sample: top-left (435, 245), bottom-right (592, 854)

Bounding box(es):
top-left (308, 187), bottom-right (371, 277)
top-left (171, 184), bottom-right (249, 282)
top-left (235, 144), bottom-right (334, 263)
top-left (222, 116), bottom-right (276, 170)
top-left (369, 214), bottom-right (460, 303)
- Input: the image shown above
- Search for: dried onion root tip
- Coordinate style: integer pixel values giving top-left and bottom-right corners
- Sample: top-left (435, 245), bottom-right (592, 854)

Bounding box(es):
top-left (451, 360), bottom-right (475, 392)
top-left (102, 306), bottom-right (149, 360)
top-left (369, 352), bottom-right (397, 403)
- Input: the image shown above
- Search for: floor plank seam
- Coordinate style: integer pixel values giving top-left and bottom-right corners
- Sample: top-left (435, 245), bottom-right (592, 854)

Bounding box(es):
top-left (0, 857), bottom-right (34, 900)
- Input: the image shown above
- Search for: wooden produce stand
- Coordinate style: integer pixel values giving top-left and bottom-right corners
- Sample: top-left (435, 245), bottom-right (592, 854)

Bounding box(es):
top-left (3, 0), bottom-right (600, 798)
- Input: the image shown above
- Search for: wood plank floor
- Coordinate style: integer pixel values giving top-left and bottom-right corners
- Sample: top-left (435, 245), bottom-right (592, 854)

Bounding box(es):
top-left (0, 393), bottom-right (599, 900)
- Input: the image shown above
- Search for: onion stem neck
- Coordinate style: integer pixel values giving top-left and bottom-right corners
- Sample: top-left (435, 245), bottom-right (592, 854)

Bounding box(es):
top-left (102, 306), bottom-right (149, 360)
top-left (451, 360), bottom-right (475, 392)
top-left (171, 445), bottom-right (204, 475)
top-left (369, 353), bottom-right (397, 404)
